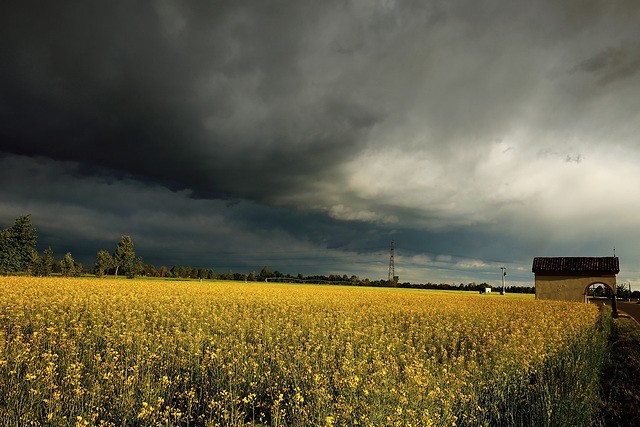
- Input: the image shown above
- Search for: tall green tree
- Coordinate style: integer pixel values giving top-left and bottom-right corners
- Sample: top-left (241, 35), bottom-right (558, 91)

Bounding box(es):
top-left (27, 249), bottom-right (40, 276)
top-left (132, 256), bottom-right (144, 279)
top-left (41, 247), bottom-right (53, 276)
top-left (0, 214), bottom-right (38, 274)
top-left (11, 215), bottom-right (37, 271)
top-left (29, 246), bottom-right (53, 277)
top-left (60, 252), bottom-right (77, 277)
top-left (113, 235), bottom-right (135, 279)
top-left (95, 250), bottom-right (113, 278)
top-left (177, 266), bottom-right (186, 278)
top-left (258, 266), bottom-right (272, 281)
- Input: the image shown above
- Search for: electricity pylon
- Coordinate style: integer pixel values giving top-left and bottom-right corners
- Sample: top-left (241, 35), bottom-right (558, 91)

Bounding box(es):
top-left (388, 240), bottom-right (396, 286)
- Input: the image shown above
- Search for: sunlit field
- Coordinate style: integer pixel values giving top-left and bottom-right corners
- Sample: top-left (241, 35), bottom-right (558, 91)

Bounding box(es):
top-left (0, 277), bottom-right (609, 426)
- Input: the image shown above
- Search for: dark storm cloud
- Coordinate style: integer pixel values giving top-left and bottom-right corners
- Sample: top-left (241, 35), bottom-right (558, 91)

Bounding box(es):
top-left (0, 0), bottom-right (386, 203)
top-left (3, 0), bottom-right (635, 199)
top-left (576, 41), bottom-right (640, 85)
top-left (2, 2), bottom-right (211, 188)
top-left (0, 153), bottom-right (392, 276)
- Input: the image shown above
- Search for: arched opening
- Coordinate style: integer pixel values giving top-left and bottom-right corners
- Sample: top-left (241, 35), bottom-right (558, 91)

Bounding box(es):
top-left (584, 281), bottom-right (618, 317)
top-left (585, 282), bottom-right (614, 302)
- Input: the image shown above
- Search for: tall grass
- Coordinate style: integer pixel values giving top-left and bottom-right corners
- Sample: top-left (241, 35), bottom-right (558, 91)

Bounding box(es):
top-left (0, 277), bottom-right (610, 426)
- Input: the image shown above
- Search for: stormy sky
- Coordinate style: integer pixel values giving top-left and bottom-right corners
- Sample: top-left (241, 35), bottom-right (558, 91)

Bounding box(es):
top-left (2, 0), bottom-right (640, 286)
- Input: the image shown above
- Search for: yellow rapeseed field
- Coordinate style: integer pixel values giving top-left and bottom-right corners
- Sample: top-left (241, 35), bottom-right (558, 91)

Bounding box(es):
top-left (0, 277), bottom-right (609, 426)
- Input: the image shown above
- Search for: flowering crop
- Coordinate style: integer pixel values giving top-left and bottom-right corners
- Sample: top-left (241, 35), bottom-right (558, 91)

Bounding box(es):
top-left (0, 277), bottom-right (609, 426)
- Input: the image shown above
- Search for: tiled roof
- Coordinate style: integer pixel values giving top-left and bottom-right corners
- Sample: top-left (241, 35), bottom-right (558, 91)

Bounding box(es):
top-left (532, 257), bottom-right (619, 274)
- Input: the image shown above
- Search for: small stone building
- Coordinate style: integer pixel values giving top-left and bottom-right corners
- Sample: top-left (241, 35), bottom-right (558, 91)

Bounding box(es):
top-left (532, 257), bottom-right (619, 315)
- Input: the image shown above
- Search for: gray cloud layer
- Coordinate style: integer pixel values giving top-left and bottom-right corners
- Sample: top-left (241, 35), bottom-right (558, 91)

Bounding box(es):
top-left (2, 0), bottom-right (640, 284)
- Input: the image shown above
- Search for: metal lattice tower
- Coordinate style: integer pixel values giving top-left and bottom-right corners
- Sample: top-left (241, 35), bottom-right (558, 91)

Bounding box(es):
top-left (388, 240), bottom-right (395, 285)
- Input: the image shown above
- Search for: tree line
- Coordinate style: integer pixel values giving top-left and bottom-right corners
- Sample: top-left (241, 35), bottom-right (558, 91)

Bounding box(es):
top-left (0, 215), bottom-right (140, 278)
top-left (396, 281), bottom-right (535, 293)
top-left (1, 214), bottom-right (536, 293)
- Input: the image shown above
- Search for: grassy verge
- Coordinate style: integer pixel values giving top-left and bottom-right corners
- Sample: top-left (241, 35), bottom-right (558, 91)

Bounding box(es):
top-left (599, 315), bottom-right (640, 426)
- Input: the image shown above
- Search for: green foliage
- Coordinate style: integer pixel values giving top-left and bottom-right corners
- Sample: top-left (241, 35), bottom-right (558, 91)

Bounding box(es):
top-left (131, 256), bottom-right (144, 279)
top-left (27, 246), bottom-right (54, 277)
top-left (258, 266), bottom-right (272, 281)
top-left (60, 252), bottom-right (81, 277)
top-left (143, 264), bottom-right (158, 277)
top-left (0, 214), bottom-right (38, 274)
top-left (95, 250), bottom-right (113, 278)
top-left (41, 247), bottom-right (53, 277)
top-left (10, 215), bottom-right (37, 271)
top-left (113, 235), bottom-right (135, 279)
top-left (27, 248), bottom-right (40, 276)
top-left (616, 283), bottom-right (632, 299)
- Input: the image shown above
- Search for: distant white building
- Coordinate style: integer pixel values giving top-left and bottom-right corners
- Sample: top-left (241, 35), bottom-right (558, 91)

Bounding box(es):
top-left (479, 288), bottom-right (491, 294)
